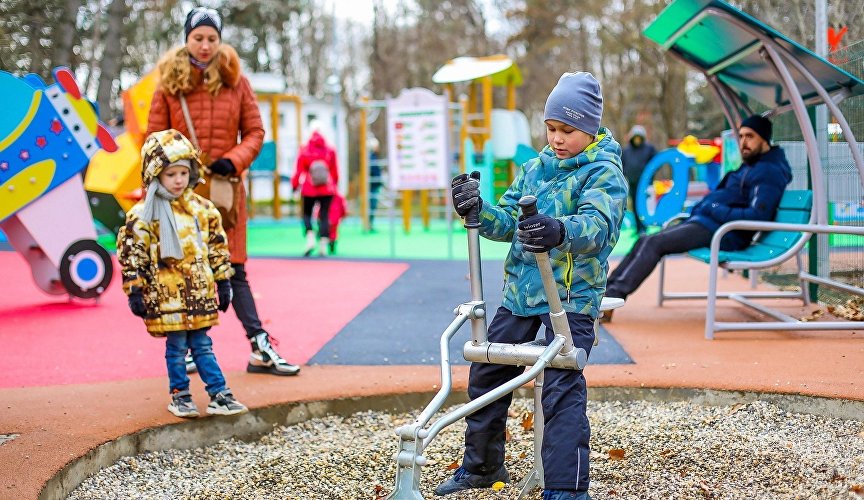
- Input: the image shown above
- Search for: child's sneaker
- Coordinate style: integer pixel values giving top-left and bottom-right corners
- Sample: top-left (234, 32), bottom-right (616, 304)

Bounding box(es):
top-left (168, 389), bottom-right (200, 418)
top-left (206, 390), bottom-right (248, 416)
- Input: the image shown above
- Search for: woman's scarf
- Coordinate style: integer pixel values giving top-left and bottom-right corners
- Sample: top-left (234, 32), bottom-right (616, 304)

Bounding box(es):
top-left (189, 55), bottom-right (209, 70)
top-left (141, 180), bottom-right (184, 260)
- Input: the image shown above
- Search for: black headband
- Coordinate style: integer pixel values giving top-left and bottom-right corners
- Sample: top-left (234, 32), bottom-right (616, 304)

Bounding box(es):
top-left (184, 7), bottom-right (222, 40)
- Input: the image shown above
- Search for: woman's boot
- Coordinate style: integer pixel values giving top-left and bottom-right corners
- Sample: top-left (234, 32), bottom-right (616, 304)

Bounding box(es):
top-left (318, 237), bottom-right (330, 257)
top-left (303, 230), bottom-right (316, 257)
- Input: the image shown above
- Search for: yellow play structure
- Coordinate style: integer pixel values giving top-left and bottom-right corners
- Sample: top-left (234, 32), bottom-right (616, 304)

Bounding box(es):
top-left (84, 70), bottom-right (304, 232)
top-left (357, 55), bottom-right (530, 232)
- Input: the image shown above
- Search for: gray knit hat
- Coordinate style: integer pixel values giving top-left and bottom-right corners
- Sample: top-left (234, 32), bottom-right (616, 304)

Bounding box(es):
top-left (544, 72), bottom-right (603, 135)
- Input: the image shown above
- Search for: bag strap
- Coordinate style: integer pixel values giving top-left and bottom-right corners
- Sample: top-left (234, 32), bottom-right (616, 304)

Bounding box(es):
top-left (178, 95), bottom-right (199, 148)
top-left (179, 94), bottom-right (228, 179)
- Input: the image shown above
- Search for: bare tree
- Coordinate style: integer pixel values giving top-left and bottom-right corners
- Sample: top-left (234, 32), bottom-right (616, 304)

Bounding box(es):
top-left (96, 0), bottom-right (128, 117)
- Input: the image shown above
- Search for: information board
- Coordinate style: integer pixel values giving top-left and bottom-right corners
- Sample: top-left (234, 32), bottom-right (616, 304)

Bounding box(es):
top-left (386, 88), bottom-right (449, 191)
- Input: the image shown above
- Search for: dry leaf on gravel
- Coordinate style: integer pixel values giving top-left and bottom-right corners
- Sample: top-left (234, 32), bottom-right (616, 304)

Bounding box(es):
top-left (608, 448), bottom-right (626, 460)
top-left (799, 309), bottom-right (824, 322)
top-left (520, 412), bottom-right (534, 432)
top-left (728, 403), bottom-right (746, 414)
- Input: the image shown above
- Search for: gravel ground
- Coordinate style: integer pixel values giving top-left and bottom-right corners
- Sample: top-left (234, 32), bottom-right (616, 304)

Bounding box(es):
top-left (68, 398), bottom-right (864, 499)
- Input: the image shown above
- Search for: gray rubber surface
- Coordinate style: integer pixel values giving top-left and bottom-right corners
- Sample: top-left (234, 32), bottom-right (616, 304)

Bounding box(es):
top-left (310, 259), bottom-right (633, 366)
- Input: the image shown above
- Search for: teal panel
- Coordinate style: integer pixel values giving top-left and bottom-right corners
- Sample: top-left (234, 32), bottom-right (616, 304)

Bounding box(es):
top-left (758, 230), bottom-right (806, 249)
top-left (777, 190), bottom-right (812, 211)
top-left (772, 210), bottom-right (809, 224)
top-left (250, 141), bottom-right (277, 172)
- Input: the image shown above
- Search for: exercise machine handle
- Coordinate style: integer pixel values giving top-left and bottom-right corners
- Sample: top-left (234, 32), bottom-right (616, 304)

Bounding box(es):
top-left (517, 195), bottom-right (574, 354)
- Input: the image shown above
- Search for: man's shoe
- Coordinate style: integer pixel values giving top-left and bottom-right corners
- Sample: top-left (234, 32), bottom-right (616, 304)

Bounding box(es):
top-left (167, 389), bottom-right (200, 418)
top-left (543, 490), bottom-right (591, 500)
top-left (433, 466), bottom-right (509, 496)
top-left (184, 353), bottom-right (197, 373)
top-left (206, 390), bottom-right (248, 416)
top-left (247, 332), bottom-right (301, 376)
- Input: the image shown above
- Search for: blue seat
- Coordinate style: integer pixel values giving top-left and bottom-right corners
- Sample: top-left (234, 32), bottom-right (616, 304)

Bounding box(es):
top-left (686, 190), bottom-right (812, 265)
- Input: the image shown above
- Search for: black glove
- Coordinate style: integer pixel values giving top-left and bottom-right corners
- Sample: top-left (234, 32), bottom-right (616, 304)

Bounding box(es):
top-left (516, 213), bottom-right (565, 253)
top-left (128, 290), bottom-right (147, 318)
top-left (450, 175), bottom-right (481, 217)
top-left (209, 158), bottom-right (236, 176)
top-left (216, 279), bottom-right (233, 312)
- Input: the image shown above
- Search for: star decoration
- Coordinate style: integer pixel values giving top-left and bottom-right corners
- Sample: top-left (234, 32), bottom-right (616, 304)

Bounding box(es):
top-left (50, 119), bottom-right (64, 134)
top-left (36, 136), bottom-right (47, 149)
top-left (19, 150), bottom-right (30, 161)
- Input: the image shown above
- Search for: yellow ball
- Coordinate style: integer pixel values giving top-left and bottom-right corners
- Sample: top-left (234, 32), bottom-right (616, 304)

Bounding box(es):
top-left (491, 481), bottom-right (505, 491)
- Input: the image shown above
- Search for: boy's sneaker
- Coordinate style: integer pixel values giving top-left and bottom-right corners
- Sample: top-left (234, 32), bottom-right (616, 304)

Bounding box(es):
top-left (543, 490), bottom-right (592, 500)
top-left (247, 332), bottom-right (300, 376)
top-left (168, 389), bottom-right (200, 418)
top-left (434, 466), bottom-right (510, 496)
top-left (206, 390), bottom-right (248, 416)
top-left (184, 353), bottom-right (197, 373)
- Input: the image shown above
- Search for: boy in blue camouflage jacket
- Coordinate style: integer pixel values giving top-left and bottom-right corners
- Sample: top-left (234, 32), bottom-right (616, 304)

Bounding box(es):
top-left (437, 72), bottom-right (627, 500)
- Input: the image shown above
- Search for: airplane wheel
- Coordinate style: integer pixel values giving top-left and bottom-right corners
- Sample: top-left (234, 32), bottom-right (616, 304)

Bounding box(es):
top-left (59, 239), bottom-right (113, 299)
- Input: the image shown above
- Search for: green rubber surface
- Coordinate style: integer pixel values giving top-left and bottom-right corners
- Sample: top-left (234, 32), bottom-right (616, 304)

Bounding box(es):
top-left (96, 213), bottom-right (641, 260)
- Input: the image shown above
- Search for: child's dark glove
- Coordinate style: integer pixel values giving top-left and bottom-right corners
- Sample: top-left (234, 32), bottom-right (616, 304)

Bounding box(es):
top-left (128, 290), bottom-right (147, 318)
top-left (209, 158), bottom-right (236, 176)
top-left (516, 213), bottom-right (565, 253)
top-left (216, 279), bottom-right (233, 312)
top-left (450, 175), bottom-right (481, 217)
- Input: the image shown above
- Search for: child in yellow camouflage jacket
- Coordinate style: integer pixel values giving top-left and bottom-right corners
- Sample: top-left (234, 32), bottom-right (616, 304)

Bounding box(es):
top-left (117, 129), bottom-right (247, 418)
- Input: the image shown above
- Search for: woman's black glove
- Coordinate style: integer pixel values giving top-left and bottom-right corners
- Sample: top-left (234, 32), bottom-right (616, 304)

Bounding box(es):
top-left (209, 158), bottom-right (236, 176)
top-left (450, 175), bottom-right (481, 217)
top-left (516, 213), bottom-right (565, 253)
top-left (216, 279), bottom-right (233, 312)
top-left (128, 289), bottom-right (147, 318)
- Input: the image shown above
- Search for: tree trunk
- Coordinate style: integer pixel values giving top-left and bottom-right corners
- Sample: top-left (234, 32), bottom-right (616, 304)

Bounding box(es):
top-left (95, 0), bottom-right (126, 119)
top-left (54, 0), bottom-right (83, 68)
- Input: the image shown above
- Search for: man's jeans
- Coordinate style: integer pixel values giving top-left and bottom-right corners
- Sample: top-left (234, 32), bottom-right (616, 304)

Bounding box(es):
top-left (166, 328), bottom-right (227, 396)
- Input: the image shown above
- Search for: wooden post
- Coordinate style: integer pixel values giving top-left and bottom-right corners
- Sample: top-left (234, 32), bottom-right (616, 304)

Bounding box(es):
top-left (482, 76), bottom-right (493, 145)
top-left (402, 190), bottom-right (413, 233)
top-left (270, 94), bottom-right (281, 219)
top-left (460, 95), bottom-right (469, 174)
top-left (421, 189), bottom-right (430, 229)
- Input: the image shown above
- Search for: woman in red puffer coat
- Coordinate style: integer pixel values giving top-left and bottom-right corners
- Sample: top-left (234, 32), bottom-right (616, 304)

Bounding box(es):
top-left (146, 7), bottom-right (300, 377)
top-left (292, 131), bottom-right (339, 257)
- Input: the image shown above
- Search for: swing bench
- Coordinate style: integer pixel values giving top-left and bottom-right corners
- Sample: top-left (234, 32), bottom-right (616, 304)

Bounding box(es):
top-left (645, 0), bottom-right (864, 340)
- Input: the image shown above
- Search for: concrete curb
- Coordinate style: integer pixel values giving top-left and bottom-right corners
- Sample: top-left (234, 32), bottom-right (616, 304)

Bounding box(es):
top-left (42, 387), bottom-right (864, 500)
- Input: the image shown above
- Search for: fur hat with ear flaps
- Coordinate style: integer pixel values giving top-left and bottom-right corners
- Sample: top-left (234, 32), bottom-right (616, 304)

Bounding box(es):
top-left (140, 129), bottom-right (203, 188)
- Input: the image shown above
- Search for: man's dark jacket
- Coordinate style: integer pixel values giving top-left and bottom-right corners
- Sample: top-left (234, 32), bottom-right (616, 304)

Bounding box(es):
top-left (688, 146), bottom-right (792, 250)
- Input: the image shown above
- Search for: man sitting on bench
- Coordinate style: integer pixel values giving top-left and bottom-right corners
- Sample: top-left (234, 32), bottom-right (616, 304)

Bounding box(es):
top-left (603, 114), bottom-right (792, 320)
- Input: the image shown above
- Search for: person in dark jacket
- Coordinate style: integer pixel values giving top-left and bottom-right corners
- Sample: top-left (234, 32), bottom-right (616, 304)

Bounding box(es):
top-left (621, 125), bottom-right (657, 234)
top-left (603, 114), bottom-right (792, 318)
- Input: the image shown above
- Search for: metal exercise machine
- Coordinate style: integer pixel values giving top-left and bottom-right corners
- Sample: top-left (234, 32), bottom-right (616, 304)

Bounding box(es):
top-left (386, 172), bottom-right (625, 499)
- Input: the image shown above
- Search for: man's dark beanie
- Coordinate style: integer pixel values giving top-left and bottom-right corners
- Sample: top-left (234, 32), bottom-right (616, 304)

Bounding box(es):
top-left (741, 114), bottom-right (772, 143)
top-left (184, 7), bottom-right (222, 40)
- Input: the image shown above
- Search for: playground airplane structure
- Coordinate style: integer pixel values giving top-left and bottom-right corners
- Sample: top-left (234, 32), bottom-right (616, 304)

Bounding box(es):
top-left (0, 67), bottom-right (118, 299)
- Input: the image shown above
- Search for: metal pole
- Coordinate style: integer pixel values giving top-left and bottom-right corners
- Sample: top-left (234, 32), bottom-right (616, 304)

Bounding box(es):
top-left (458, 171), bottom-right (488, 346)
top-left (814, 0), bottom-right (830, 280)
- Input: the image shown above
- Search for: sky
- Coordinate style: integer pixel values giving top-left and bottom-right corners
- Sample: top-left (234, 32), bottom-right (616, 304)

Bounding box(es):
top-left (331, 0), bottom-right (384, 25)
top-left (330, 0), bottom-right (505, 31)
